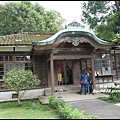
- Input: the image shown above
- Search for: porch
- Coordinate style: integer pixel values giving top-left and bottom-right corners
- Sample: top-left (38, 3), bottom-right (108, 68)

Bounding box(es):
top-left (0, 82), bottom-right (116, 103)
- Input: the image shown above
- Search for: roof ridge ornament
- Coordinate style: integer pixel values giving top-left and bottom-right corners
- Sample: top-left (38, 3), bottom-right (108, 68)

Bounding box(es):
top-left (65, 20), bottom-right (85, 29)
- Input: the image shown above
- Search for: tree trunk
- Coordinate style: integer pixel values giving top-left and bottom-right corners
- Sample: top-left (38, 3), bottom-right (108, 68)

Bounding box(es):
top-left (17, 91), bottom-right (21, 106)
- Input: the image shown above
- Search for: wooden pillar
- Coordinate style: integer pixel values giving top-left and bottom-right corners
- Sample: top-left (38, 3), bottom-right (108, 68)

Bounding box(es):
top-left (91, 53), bottom-right (96, 90)
top-left (50, 50), bottom-right (55, 96)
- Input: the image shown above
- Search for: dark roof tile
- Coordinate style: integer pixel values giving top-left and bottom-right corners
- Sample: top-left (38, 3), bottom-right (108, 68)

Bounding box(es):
top-left (0, 32), bottom-right (55, 46)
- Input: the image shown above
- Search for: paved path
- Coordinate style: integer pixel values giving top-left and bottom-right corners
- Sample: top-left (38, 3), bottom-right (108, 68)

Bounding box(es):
top-left (67, 99), bottom-right (120, 119)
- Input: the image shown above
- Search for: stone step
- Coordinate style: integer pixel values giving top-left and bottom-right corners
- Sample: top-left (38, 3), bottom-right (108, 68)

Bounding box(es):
top-left (54, 85), bottom-right (80, 91)
top-left (43, 85), bottom-right (80, 97)
top-left (38, 95), bottom-right (49, 104)
top-left (39, 86), bottom-right (80, 104)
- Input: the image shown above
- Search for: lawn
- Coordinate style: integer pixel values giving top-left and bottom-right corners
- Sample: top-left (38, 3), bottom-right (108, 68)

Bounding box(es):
top-left (0, 99), bottom-right (60, 119)
top-left (99, 97), bottom-right (120, 104)
top-left (98, 88), bottom-right (120, 104)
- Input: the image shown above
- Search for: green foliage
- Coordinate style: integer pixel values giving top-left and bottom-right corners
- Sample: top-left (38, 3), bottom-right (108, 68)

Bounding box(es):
top-left (81, 1), bottom-right (110, 29)
top-left (48, 96), bottom-right (57, 108)
top-left (0, 1), bottom-right (65, 35)
top-left (95, 24), bottom-right (115, 42)
top-left (48, 96), bottom-right (66, 109)
top-left (52, 98), bottom-right (66, 109)
top-left (3, 68), bottom-right (40, 105)
top-left (58, 104), bottom-right (99, 119)
top-left (81, 1), bottom-right (120, 44)
top-left (58, 104), bottom-right (74, 119)
top-left (99, 97), bottom-right (120, 104)
top-left (112, 34), bottom-right (120, 44)
top-left (0, 99), bottom-right (50, 111)
top-left (0, 99), bottom-right (60, 119)
top-left (49, 96), bottom-right (99, 119)
top-left (99, 85), bottom-right (120, 104)
top-left (107, 12), bottom-right (120, 34)
top-left (107, 86), bottom-right (120, 102)
top-left (3, 68), bottom-right (40, 91)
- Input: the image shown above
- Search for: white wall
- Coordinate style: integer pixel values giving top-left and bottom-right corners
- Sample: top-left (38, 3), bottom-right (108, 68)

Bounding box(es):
top-left (0, 89), bottom-right (45, 102)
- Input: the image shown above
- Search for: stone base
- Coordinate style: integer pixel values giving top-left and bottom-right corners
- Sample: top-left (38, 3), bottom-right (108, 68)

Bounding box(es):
top-left (44, 88), bottom-right (51, 96)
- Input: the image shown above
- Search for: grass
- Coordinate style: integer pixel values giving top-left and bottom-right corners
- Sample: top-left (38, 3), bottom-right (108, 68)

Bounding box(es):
top-left (0, 99), bottom-right (60, 119)
top-left (98, 96), bottom-right (120, 104)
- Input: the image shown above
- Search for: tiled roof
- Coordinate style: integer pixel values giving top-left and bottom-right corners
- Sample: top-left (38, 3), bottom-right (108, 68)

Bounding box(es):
top-left (0, 32), bottom-right (55, 46)
top-left (33, 20), bottom-right (115, 46)
top-left (33, 28), bottom-right (115, 46)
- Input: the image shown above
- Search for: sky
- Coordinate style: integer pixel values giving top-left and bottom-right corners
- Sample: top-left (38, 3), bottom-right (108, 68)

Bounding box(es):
top-left (0, 1), bottom-right (85, 26)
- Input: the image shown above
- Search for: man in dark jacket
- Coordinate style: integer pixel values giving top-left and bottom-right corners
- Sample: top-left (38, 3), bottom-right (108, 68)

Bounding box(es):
top-left (88, 68), bottom-right (93, 94)
top-left (66, 66), bottom-right (72, 84)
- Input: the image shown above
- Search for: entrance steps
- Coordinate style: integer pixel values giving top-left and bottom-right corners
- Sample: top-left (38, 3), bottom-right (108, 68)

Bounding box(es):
top-left (38, 83), bottom-right (116, 104)
top-left (43, 83), bottom-right (115, 97)
top-left (38, 85), bottom-right (80, 104)
top-left (54, 85), bottom-right (80, 92)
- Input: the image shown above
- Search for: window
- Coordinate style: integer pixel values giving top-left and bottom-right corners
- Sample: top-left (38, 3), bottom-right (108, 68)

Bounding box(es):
top-left (0, 55), bottom-right (33, 90)
top-left (0, 56), bottom-right (13, 61)
top-left (5, 63), bottom-right (24, 73)
top-left (25, 63), bottom-right (33, 72)
top-left (94, 54), bottom-right (101, 59)
top-left (94, 53), bottom-right (111, 75)
top-left (101, 60), bottom-right (111, 74)
top-left (0, 64), bottom-right (4, 79)
top-left (102, 54), bottom-right (110, 59)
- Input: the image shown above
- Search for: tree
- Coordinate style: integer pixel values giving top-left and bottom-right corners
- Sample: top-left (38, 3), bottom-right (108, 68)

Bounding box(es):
top-left (95, 12), bottom-right (120, 43)
top-left (3, 68), bottom-right (41, 106)
top-left (94, 24), bottom-right (115, 42)
top-left (81, 1), bottom-right (120, 43)
top-left (81, 1), bottom-right (120, 29)
top-left (0, 1), bottom-right (66, 35)
top-left (112, 34), bottom-right (120, 44)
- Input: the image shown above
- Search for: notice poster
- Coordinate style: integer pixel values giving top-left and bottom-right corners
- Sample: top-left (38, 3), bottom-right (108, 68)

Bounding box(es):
top-left (58, 74), bottom-right (62, 81)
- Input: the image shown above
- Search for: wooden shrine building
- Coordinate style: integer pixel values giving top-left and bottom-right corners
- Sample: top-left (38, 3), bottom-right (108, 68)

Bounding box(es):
top-left (0, 20), bottom-right (120, 95)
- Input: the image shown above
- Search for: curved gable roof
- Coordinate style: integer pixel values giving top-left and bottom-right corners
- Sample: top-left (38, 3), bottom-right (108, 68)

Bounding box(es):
top-left (32, 20), bottom-right (115, 46)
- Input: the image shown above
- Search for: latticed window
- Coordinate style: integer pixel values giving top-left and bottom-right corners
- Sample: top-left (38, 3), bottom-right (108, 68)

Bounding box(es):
top-left (0, 55), bottom-right (33, 90)
top-left (94, 53), bottom-right (111, 75)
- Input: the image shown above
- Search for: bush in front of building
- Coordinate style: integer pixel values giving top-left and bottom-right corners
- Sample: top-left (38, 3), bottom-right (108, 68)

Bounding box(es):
top-left (48, 96), bottom-right (99, 119)
top-left (3, 68), bottom-right (41, 106)
top-left (49, 96), bottom-right (66, 109)
top-left (107, 86), bottom-right (120, 102)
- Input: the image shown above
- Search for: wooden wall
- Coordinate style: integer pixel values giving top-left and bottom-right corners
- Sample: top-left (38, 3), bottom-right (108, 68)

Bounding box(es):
top-left (34, 55), bottom-right (48, 88)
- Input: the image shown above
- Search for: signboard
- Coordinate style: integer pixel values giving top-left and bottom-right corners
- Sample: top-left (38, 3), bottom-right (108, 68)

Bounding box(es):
top-left (58, 74), bottom-right (62, 81)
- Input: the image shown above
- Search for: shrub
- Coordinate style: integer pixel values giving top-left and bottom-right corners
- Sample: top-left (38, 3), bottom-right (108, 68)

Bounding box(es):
top-left (48, 96), bottom-right (66, 109)
top-left (48, 96), bottom-right (57, 108)
top-left (107, 86), bottom-right (120, 102)
top-left (3, 68), bottom-right (41, 105)
top-left (49, 96), bottom-right (99, 119)
top-left (58, 104), bottom-right (73, 118)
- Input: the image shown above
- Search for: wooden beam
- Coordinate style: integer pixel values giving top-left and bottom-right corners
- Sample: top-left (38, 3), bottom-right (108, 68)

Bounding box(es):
top-left (55, 48), bottom-right (89, 52)
top-left (50, 50), bottom-right (55, 96)
top-left (91, 53), bottom-right (96, 90)
top-left (53, 55), bottom-right (91, 60)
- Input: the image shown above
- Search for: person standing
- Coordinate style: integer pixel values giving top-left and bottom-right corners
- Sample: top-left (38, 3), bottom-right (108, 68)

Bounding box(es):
top-left (88, 68), bottom-right (93, 94)
top-left (66, 66), bottom-right (72, 84)
top-left (79, 68), bottom-right (89, 95)
top-left (86, 68), bottom-right (89, 93)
